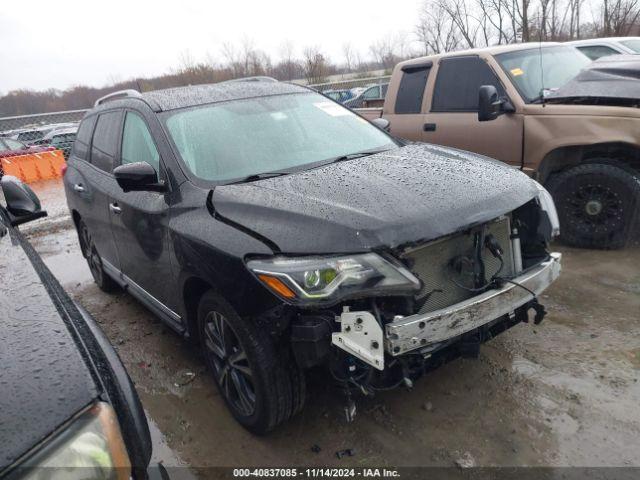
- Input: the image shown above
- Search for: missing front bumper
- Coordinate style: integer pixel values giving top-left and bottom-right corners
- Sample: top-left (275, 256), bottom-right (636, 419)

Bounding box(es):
top-left (385, 252), bottom-right (562, 356)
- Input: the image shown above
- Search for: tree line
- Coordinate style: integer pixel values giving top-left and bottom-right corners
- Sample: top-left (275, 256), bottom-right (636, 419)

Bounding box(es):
top-left (2, 0), bottom-right (639, 117)
top-left (416, 0), bottom-right (640, 53)
top-left (0, 37), bottom-right (410, 117)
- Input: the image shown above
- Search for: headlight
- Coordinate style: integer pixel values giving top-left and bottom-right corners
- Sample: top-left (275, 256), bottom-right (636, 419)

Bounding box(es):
top-left (247, 253), bottom-right (420, 306)
top-left (533, 180), bottom-right (560, 238)
top-left (19, 402), bottom-right (130, 480)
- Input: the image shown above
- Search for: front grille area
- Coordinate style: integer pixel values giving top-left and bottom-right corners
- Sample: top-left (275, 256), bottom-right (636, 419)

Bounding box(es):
top-left (402, 217), bottom-right (515, 315)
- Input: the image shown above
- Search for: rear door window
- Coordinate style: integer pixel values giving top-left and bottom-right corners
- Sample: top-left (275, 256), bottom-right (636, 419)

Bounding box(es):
top-left (432, 56), bottom-right (505, 112)
top-left (121, 112), bottom-right (160, 172)
top-left (73, 116), bottom-right (97, 160)
top-left (90, 111), bottom-right (122, 173)
top-left (395, 66), bottom-right (430, 114)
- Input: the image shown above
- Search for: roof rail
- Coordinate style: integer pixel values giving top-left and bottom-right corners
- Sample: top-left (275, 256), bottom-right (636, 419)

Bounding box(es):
top-left (223, 76), bottom-right (278, 84)
top-left (94, 89), bottom-right (142, 107)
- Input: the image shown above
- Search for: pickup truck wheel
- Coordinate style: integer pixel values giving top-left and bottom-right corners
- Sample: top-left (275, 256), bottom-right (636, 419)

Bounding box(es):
top-left (547, 163), bottom-right (640, 249)
top-left (77, 220), bottom-right (118, 292)
top-left (197, 290), bottom-right (305, 434)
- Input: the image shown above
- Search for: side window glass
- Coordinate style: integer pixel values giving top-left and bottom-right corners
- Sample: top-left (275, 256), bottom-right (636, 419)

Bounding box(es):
top-left (395, 67), bottom-right (430, 114)
top-left (90, 111), bottom-right (121, 173)
top-left (577, 45), bottom-right (620, 61)
top-left (121, 112), bottom-right (160, 172)
top-left (73, 116), bottom-right (97, 160)
top-left (432, 56), bottom-right (505, 112)
top-left (5, 139), bottom-right (25, 151)
top-left (363, 86), bottom-right (380, 99)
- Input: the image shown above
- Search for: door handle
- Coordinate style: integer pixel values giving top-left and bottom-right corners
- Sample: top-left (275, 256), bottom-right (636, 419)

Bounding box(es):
top-left (423, 123), bottom-right (437, 132)
top-left (109, 203), bottom-right (122, 214)
top-left (73, 183), bottom-right (85, 192)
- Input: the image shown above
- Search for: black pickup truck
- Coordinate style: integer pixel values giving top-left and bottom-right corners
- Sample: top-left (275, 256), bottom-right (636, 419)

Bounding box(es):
top-left (0, 176), bottom-right (154, 479)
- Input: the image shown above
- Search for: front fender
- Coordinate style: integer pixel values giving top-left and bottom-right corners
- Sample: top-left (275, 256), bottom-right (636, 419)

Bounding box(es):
top-left (525, 113), bottom-right (640, 169)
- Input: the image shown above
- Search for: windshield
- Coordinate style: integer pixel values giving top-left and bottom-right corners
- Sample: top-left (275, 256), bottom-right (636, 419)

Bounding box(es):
top-left (163, 92), bottom-right (396, 183)
top-left (620, 39), bottom-right (640, 53)
top-left (495, 46), bottom-right (592, 102)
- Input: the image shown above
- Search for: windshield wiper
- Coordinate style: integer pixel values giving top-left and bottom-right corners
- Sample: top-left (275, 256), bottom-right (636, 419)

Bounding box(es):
top-left (227, 171), bottom-right (289, 185)
top-left (328, 148), bottom-right (392, 164)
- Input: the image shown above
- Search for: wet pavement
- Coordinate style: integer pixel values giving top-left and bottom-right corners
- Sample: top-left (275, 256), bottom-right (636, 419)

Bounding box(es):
top-left (21, 179), bottom-right (640, 473)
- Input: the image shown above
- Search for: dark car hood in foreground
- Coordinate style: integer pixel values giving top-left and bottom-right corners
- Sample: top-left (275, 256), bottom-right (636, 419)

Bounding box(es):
top-left (212, 143), bottom-right (539, 253)
top-left (547, 55), bottom-right (640, 104)
top-left (0, 219), bottom-right (98, 469)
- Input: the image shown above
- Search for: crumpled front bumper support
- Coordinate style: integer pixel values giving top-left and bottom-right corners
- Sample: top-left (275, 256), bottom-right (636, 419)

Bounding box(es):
top-left (385, 253), bottom-right (562, 356)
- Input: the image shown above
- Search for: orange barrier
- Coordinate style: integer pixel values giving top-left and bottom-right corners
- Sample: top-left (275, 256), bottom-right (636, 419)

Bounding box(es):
top-left (0, 150), bottom-right (66, 183)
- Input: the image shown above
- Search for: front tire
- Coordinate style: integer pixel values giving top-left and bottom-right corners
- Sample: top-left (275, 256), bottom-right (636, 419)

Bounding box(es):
top-left (547, 163), bottom-right (640, 249)
top-left (197, 290), bottom-right (305, 434)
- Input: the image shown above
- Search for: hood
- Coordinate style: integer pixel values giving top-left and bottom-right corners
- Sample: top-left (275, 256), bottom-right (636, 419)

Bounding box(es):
top-left (0, 221), bottom-right (98, 469)
top-left (547, 55), bottom-right (640, 105)
top-left (212, 144), bottom-right (539, 254)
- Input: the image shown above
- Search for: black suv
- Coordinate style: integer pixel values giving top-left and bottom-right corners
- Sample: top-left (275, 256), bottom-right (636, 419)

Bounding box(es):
top-left (64, 78), bottom-right (562, 433)
top-left (0, 176), bottom-right (152, 478)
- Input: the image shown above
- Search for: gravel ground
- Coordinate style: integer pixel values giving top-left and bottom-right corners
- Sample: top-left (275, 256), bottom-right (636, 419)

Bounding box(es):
top-left (22, 179), bottom-right (640, 475)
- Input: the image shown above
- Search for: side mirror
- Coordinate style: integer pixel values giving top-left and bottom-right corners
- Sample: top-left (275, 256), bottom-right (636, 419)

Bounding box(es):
top-left (371, 117), bottom-right (391, 132)
top-left (113, 162), bottom-right (166, 193)
top-left (478, 85), bottom-right (514, 122)
top-left (0, 175), bottom-right (48, 226)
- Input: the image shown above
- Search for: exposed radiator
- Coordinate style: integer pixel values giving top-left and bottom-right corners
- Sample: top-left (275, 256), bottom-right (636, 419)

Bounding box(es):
top-left (402, 217), bottom-right (516, 315)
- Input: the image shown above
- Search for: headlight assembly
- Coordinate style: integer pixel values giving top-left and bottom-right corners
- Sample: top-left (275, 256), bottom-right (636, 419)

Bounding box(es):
top-left (247, 253), bottom-right (420, 306)
top-left (18, 402), bottom-right (130, 480)
top-left (532, 180), bottom-right (560, 238)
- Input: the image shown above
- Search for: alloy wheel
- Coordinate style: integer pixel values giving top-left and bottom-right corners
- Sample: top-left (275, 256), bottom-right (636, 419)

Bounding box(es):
top-left (203, 311), bottom-right (256, 417)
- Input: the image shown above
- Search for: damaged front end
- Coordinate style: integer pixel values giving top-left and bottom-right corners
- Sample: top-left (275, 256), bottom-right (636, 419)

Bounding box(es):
top-left (246, 188), bottom-right (562, 414)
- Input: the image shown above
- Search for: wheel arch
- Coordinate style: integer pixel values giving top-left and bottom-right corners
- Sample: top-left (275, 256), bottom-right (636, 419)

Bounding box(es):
top-left (538, 142), bottom-right (640, 185)
top-left (71, 209), bottom-right (82, 228)
top-left (182, 275), bottom-right (213, 342)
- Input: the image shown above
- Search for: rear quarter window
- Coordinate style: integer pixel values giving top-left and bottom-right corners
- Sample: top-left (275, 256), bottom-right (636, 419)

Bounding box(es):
top-left (90, 111), bottom-right (122, 173)
top-left (576, 45), bottom-right (621, 60)
top-left (72, 116), bottom-right (97, 160)
top-left (395, 65), bottom-right (431, 114)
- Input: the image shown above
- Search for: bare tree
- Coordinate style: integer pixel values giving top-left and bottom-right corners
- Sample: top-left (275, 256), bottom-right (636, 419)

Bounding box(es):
top-left (416, 0), bottom-right (461, 53)
top-left (274, 40), bottom-right (301, 80)
top-left (438, 0), bottom-right (482, 47)
top-left (369, 34), bottom-right (400, 70)
top-left (342, 42), bottom-right (355, 71)
top-left (603, 0), bottom-right (640, 35)
top-left (303, 46), bottom-right (330, 84)
top-left (221, 42), bottom-right (244, 78)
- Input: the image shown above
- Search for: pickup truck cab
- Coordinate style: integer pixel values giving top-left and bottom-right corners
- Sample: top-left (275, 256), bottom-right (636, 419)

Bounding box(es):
top-left (357, 43), bottom-right (640, 249)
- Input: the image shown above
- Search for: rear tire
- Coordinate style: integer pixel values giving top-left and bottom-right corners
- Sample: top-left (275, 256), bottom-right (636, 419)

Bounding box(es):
top-left (76, 219), bottom-right (118, 292)
top-left (547, 163), bottom-right (640, 249)
top-left (197, 290), bottom-right (305, 434)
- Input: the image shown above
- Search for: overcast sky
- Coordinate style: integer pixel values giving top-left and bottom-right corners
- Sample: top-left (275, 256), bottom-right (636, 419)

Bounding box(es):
top-left (0, 0), bottom-right (423, 93)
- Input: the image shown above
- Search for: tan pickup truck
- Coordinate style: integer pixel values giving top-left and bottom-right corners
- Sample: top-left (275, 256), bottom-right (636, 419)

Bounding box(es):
top-left (357, 43), bottom-right (640, 249)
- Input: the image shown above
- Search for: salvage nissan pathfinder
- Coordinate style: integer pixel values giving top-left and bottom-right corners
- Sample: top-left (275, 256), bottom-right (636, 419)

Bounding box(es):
top-left (64, 78), bottom-right (561, 433)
